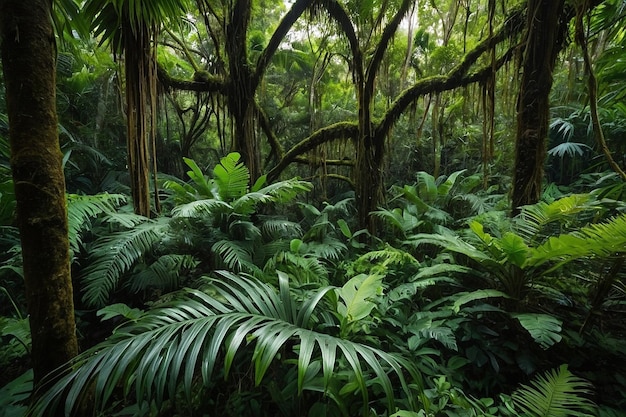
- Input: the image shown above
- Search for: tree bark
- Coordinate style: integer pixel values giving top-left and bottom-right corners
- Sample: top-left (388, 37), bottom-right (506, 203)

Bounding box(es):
top-left (511, 0), bottom-right (566, 214)
top-left (124, 20), bottom-right (155, 217)
top-left (0, 0), bottom-right (79, 390)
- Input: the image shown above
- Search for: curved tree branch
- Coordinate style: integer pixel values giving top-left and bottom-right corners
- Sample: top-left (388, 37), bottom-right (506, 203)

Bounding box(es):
top-left (267, 121), bottom-right (358, 181)
top-left (253, 0), bottom-right (311, 88)
top-left (157, 62), bottom-right (226, 93)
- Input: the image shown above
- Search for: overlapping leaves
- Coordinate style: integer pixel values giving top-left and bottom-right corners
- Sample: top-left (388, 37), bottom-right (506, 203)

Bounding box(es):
top-left (29, 272), bottom-right (420, 416)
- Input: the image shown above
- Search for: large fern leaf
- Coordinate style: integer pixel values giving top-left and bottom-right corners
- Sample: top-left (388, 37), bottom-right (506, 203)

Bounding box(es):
top-left (127, 254), bottom-right (199, 293)
top-left (66, 193), bottom-right (127, 258)
top-left (213, 152), bottom-right (249, 201)
top-left (29, 272), bottom-right (420, 416)
top-left (512, 364), bottom-right (597, 417)
top-left (528, 213), bottom-right (626, 268)
top-left (80, 218), bottom-right (169, 307)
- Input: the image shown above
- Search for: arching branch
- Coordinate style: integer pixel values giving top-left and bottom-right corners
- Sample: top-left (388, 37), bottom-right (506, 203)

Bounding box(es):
top-left (267, 121), bottom-right (358, 181)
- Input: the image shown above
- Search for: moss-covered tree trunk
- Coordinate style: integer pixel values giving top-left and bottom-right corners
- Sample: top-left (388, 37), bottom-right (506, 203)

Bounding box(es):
top-left (0, 0), bottom-right (79, 388)
top-left (511, 0), bottom-right (566, 214)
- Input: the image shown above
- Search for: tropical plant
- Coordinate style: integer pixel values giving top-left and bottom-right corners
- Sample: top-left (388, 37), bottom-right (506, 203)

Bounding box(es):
top-left (512, 364), bottom-right (597, 417)
top-left (28, 271), bottom-right (421, 417)
top-left (77, 153), bottom-right (312, 307)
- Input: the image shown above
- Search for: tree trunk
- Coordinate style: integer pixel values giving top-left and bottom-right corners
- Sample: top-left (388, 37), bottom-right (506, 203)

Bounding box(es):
top-left (0, 0), bottom-right (79, 390)
top-left (124, 20), bottom-right (154, 217)
top-left (511, 0), bottom-right (566, 214)
top-left (226, 0), bottom-right (262, 182)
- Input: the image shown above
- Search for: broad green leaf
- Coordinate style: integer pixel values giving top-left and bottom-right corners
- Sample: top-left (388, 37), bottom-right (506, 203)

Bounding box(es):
top-left (497, 232), bottom-right (530, 267)
top-left (512, 313), bottom-right (562, 349)
top-left (97, 303), bottom-right (143, 321)
top-left (336, 274), bottom-right (383, 323)
top-left (452, 289), bottom-right (509, 313)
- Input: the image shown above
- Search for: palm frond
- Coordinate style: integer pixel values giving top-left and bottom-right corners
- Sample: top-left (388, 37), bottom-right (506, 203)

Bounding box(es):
top-left (80, 218), bottom-right (169, 307)
top-left (255, 179), bottom-right (313, 204)
top-left (305, 236), bottom-right (347, 261)
top-left (266, 250), bottom-right (330, 285)
top-left (29, 272), bottom-right (420, 416)
top-left (516, 194), bottom-right (597, 242)
top-left (512, 364), bottom-right (597, 417)
top-left (259, 218), bottom-right (303, 240)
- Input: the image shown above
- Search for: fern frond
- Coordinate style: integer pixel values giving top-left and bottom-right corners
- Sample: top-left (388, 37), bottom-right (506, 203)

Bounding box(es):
top-left (516, 194), bottom-right (596, 242)
top-left (213, 152), bottom-right (249, 201)
top-left (255, 179), bottom-right (313, 204)
top-left (305, 236), bottom-right (347, 261)
top-left (260, 218), bottom-right (303, 240)
top-left (128, 254), bottom-right (199, 293)
top-left (30, 272), bottom-right (419, 416)
top-left (529, 213), bottom-right (626, 268)
top-left (80, 218), bottom-right (169, 308)
top-left (513, 364), bottom-right (596, 417)
top-left (67, 193), bottom-right (127, 257)
top-left (212, 239), bottom-right (259, 274)
top-left (355, 247), bottom-right (420, 271)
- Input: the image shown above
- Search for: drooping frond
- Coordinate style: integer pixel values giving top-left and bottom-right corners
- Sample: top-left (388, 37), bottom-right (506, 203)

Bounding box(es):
top-left (305, 236), bottom-right (347, 261)
top-left (259, 218), bottom-right (303, 240)
top-left (80, 218), bottom-right (169, 307)
top-left (528, 213), bottom-right (626, 268)
top-left (211, 240), bottom-right (260, 274)
top-left (254, 179), bottom-right (313, 204)
top-left (512, 364), bottom-right (597, 417)
top-left (171, 199), bottom-right (232, 218)
top-left (66, 193), bottom-right (127, 258)
top-left (29, 272), bottom-right (420, 416)
top-left (353, 246), bottom-right (420, 274)
top-left (127, 254), bottom-right (199, 293)
top-left (515, 194), bottom-right (597, 242)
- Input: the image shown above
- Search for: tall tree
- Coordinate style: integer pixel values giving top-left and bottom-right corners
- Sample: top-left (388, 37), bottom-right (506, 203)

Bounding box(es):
top-left (511, 0), bottom-right (567, 213)
top-left (0, 0), bottom-right (79, 392)
top-left (84, 0), bottom-right (188, 216)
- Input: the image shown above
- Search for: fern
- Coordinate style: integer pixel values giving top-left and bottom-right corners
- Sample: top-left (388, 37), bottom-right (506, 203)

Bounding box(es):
top-left (127, 254), bottom-right (199, 293)
top-left (211, 239), bottom-right (260, 274)
top-left (516, 194), bottom-right (598, 243)
top-left (213, 152), bottom-right (249, 201)
top-left (528, 213), bottom-right (626, 268)
top-left (66, 193), bottom-right (127, 258)
top-left (80, 218), bottom-right (169, 307)
top-left (513, 364), bottom-right (597, 417)
top-left (171, 199), bottom-right (232, 218)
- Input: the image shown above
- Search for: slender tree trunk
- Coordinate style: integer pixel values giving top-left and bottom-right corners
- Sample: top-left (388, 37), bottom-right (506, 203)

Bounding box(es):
top-left (226, 0), bottom-right (261, 182)
top-left (0, 0), bottom-right (79, 391)
top-left (511, 0), bottom-right (566, 214)
top-left (123, 19), bottom-right (158, 216)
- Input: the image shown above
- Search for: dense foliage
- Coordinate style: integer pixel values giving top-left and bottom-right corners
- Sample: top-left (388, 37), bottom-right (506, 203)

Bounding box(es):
top-left (1, 0), bottom-right (626, 416)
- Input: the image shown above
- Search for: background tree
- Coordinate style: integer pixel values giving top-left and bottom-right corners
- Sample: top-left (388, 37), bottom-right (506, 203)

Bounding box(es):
top-left (84, 0), bottom-right (189, 216)
top-left (0, 0), bottom-right (79, 393)
top-left (511, 0), bottom-right (567, 213)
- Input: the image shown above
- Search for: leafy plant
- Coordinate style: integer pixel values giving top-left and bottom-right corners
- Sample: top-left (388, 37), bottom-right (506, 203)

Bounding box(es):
top-left (28, 272), bottom-right (420, 417)
top-left (512, 364), bottom-right (597, 417)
